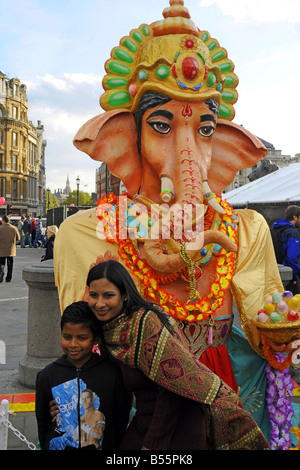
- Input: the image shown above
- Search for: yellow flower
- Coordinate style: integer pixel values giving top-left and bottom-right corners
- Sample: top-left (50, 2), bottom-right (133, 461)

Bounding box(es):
top-left (150, 278), bottom-right (157, 289)
top-left (212, 283), bottom-right (220, 295)
top-left (137, 260), bottom-right (144, 270)
top-left (220, 277), bottom-right (229, 289)
top-left (216, 264), bottom-right (228, 275)
top-left (200, 300), bottom-right (210, 311)
top-left (186, 314), bottom-right (196, 322)
top-left (217, 257), bottom-right (226, 266)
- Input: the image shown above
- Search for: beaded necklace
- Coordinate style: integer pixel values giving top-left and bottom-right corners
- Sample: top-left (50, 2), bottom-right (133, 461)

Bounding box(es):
top-left (96, 193), bottom-right (238, 323)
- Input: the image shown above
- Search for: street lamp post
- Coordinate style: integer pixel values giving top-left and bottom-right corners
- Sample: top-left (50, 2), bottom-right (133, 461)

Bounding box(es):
top-left (76, 176), bottom-right (80, 206)
top-left (47, 188), bottom-right (50, 212)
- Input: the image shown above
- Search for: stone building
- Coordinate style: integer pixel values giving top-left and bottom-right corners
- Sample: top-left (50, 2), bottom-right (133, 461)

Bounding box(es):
top-left (0, 71), bottom-right (46, 216)
top-left (96, 162), bottom-right (125, 200)
top-left (53, 175), bottom-right (71, 204)
top-left (224, 137), bottom-right (300, 192)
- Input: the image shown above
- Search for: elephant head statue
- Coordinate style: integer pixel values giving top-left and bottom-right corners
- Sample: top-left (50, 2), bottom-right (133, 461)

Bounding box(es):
top-left (73, 0), bottom-right (267, 278)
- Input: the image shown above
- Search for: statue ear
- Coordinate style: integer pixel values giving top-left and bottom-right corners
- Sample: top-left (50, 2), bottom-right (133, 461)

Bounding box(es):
top-left (208, 119), bottom-right (267, 195)
top-left (73, 109), bottom-right (141, 194)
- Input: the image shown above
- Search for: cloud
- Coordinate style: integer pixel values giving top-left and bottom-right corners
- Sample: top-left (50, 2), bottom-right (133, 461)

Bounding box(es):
top-left (239, 50), bottom-right (300, 69)
top-left (30, 105), bottom-right (89, 138)
top-left (199, 0), bottom-right (300, 24)
top-left (24, 72), bottom-right (101, 94)
top-left (38, 74), bottom-right (72, 93)
top-left (63, 73), bottom-right (101, 86)
top-left (20, 72), bottom-right (104, 194)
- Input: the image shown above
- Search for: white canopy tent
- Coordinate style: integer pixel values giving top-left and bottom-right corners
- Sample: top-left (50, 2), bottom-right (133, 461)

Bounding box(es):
top-left (225, 163), bottom-right (300, 205)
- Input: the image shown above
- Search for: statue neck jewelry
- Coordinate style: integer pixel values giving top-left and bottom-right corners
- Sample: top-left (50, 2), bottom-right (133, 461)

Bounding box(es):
top-left (96, 193), bottom-right (238, 323)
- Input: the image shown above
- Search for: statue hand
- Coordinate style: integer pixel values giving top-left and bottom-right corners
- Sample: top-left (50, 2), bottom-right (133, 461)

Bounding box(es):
top-left (94, 250), bottom-right (119, 264)
top-left (82, 251), bottom-right (120, 301)
top-left (87, 250), bottom-right (119, 272)
top-left (265, 338), bottom-right (300, 355)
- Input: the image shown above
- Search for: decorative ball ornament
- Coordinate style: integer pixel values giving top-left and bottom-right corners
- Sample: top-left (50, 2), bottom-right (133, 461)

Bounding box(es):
top-left (100, 0), bottom-right (239, 120)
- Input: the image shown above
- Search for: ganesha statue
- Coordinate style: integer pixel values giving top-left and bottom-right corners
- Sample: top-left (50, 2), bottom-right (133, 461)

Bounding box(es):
top-left (54, 0), bottom-right (299, 446)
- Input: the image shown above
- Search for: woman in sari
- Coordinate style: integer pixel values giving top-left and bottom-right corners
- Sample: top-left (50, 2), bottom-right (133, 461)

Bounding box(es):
top-left (84, 259), bottom-right (268, 451)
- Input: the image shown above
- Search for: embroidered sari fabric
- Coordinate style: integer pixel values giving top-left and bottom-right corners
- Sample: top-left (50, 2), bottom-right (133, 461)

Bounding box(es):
top-left (102, 308), bottom-right (269, 450)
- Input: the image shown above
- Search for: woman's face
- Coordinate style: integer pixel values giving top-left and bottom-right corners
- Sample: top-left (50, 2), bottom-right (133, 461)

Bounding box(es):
top-left (88, 277), bottom-right (126, 322)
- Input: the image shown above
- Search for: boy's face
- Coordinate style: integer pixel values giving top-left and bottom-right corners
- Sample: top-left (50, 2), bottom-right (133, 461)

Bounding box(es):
top-left (61, 322), bottom-right (97, 368)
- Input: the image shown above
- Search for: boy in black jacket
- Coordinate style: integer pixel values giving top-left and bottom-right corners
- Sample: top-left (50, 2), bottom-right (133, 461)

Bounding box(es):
top-left (35, 301), bottom-right (131, 450)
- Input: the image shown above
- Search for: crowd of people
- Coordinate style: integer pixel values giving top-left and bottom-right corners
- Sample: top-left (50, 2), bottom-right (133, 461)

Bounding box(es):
top-left (0, 213), bottom-right (58, 283)
top-left (17, 214), bottom-right (46, 249)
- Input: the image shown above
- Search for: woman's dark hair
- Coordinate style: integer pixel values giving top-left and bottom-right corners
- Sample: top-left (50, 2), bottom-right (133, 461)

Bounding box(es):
top-left (61, 301), bottom-right (99, 339)
top-left (86, 260), bottom-right (171, 330)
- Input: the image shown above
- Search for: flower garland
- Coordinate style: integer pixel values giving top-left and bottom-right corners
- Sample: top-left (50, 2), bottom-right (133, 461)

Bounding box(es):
top-left (96, 193), bottom-right (238, 323)
top-left (265, 356), bottom-right (294, 450)
top-left (262, 336), bottom-right (294, 371)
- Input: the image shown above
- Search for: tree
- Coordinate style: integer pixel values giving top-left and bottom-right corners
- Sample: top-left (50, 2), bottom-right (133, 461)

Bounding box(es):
top-left (62, 190), bottom-right (93, 206)
top-left (46, 191), bottom-right (59, 212)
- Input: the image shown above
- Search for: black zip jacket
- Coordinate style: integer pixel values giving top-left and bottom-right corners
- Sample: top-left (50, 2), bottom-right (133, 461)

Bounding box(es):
top-left (35, 353), bottom-right (131, 450)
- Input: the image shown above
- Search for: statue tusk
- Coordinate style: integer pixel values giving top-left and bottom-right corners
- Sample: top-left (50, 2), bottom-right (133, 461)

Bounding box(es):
top-left (203, 181), bottom-right (225, 215)
top-left (160, 176), bottom-right (175, 203)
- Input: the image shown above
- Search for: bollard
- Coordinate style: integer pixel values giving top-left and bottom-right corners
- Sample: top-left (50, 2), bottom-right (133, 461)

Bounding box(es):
top-left (0, 399), bottom-right (9, 450)
top-left (19, 260), bottom-right (62, 388)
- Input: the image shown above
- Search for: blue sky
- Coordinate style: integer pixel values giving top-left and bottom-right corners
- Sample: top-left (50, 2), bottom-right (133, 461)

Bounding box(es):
top-left (1, 0), bottom-right (300, 195)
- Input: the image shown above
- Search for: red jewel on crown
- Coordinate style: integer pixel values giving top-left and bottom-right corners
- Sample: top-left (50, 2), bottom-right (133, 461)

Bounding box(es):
top-left (185, 38), bottom-right (195, 49)
top-left (182, 57), bottom-right (199, 80)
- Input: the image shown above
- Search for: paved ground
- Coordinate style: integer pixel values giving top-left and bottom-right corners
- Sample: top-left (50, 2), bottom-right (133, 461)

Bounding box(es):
top-left (0, 246), bottom-right (45, 450)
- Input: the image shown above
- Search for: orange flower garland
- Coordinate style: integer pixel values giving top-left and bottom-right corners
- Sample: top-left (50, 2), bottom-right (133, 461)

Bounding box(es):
top-left (96, 193), bottom-right (238, 323)
top-left (261, 336), bottom-right (294, 371)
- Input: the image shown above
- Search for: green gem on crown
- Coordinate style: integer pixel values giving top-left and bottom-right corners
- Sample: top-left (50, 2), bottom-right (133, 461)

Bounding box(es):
top-left (156, 65), bottom-right (170, 80)
top-left (138, 70), bottom-right (148, 82)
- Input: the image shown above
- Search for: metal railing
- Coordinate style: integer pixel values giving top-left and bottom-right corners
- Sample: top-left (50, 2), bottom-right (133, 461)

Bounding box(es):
top-left (0, 399), bottom-right (36, 450)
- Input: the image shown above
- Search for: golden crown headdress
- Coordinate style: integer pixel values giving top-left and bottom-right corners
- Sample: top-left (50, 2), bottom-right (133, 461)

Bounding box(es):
top-left (100, 0), bottom-right (238, 120)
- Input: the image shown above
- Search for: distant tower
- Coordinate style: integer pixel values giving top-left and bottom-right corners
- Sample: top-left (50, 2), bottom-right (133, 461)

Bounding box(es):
top-left (65, 175), bottom-right (71, 196)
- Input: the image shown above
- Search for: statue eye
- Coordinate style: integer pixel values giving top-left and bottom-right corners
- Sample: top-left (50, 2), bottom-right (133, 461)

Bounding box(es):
top-left (147, 121), bottom-right (171, 134)
top-left (198, 125), bottom-right (215, 137)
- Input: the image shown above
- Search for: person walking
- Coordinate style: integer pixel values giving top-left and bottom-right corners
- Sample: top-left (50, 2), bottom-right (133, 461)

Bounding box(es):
top-left (22, 215), bottom-right (32, 248)
top-left (272, 205), bottom-right (300, 295)
top-left (17, 215), bottom-right (25, 247)
top-left (33, 216), bottom-right (46, 248)
top-left (31, 217), bottom-right (36, 245)
top-left (0, 215), bottom-right (20, 283)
